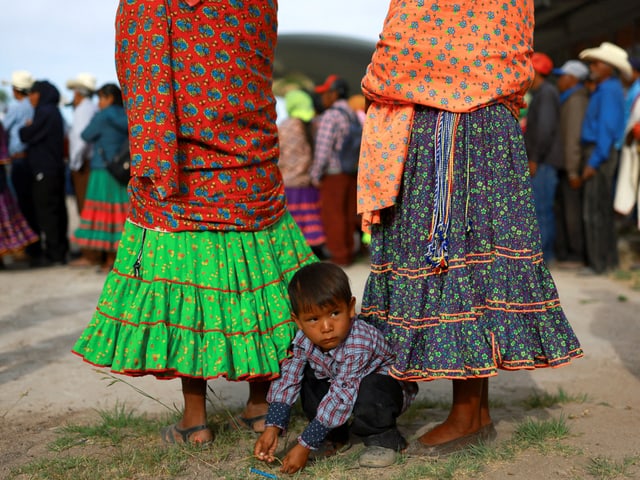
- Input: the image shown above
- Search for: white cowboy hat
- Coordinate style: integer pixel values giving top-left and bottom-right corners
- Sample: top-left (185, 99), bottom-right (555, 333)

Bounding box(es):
top-left (579, 42), bottom-right (632, 80)
top-left (1, 70), bottom-right (35, 91)
top-left (66, 72), bottom-right (97, 92)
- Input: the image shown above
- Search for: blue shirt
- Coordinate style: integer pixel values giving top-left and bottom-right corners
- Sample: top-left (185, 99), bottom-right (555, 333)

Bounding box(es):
top-left (581, 77), bottom-right (625, 169)
top-left (2, 98), bottom-right (33, 156)
top-left (81, 104), bottom-right (128, 170)
top-left (265, 318), bottom-right (417, 450)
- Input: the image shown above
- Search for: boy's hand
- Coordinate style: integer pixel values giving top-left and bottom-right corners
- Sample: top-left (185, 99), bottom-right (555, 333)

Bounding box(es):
top-left (280, 443), bottom-right (311, 474)
top-left (254, 426), bottom-right (280, 463)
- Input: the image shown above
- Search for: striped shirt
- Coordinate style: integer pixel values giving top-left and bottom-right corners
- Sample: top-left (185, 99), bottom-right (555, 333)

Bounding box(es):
top-left (265, 318), bottom-right (418, 450)
top-left (310, 99), bottom-right (352, 183)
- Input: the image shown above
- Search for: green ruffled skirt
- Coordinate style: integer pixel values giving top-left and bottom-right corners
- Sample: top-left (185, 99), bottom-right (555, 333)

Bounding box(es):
top-left (72, 212), bottom-right (317, 380)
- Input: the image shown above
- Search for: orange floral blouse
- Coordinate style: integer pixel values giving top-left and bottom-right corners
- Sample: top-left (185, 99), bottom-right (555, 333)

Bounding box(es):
top-left (358, 0), bottom-right (534, 230)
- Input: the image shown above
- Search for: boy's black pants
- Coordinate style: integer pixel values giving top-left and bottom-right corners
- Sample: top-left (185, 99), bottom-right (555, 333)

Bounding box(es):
top-left (300, 366), bottom-right (407, 451)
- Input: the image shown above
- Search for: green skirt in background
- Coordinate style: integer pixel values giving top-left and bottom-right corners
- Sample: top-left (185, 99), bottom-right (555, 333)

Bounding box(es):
top-left (72, 211), bottom-right (317, 380)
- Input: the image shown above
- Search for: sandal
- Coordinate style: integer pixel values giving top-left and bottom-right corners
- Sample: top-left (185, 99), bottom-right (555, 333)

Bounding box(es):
top-left (224, 414), bottom-right (267, 434)
top-left (160, 423), bottom-right (213, 446)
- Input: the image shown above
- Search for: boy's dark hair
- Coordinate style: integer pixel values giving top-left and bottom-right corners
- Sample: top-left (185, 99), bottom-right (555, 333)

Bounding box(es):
top-left (288, 262), bottom-right (352, 315)
top-left (97, 83), bottom-right (123, 107)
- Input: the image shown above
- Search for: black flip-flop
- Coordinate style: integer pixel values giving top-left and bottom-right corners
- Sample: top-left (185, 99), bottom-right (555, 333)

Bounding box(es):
top-left (160, 423), bottom-right (213, 446)
top-left (225, 414), bottom-right (267, 434)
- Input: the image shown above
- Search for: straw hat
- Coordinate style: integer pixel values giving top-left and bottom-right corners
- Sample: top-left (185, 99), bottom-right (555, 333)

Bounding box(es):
top-left (1, 70), bottom-right (35, 92)
top-left (579, 42), bottom-right (632, 79)
top-left (66, 72), bottom-right (97, 93)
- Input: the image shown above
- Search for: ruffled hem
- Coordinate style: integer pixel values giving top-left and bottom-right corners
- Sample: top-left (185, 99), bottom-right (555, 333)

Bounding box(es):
top-left (361, 249), bottom-right (584, 381)
top-left (73, 212), bottom-right (317, 380)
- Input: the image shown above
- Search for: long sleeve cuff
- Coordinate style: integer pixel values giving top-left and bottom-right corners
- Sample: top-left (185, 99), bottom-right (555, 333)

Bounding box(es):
top-left (298, 418), bottom-right (331, 450)
top-left (265, 402), bottom-right (291, 431)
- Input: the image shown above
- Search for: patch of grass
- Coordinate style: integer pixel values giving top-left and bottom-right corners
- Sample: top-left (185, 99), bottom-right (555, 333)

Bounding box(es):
top-left (50, 402), bottom-right (168, 452)
top-left (11, 405), bottom-right (583, 480)
top-left (511, 416), bottom-right (570, 451)
top-left (586, 455), bottom-right (640, 480)
top-left (613, 270), bottom-right (633, 281)
top-left (520, 388), bottom-right (588, 409)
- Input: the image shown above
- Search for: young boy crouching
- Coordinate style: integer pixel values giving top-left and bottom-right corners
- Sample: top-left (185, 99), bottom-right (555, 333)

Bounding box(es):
top-left (254, 262), bottom-right (418, 474)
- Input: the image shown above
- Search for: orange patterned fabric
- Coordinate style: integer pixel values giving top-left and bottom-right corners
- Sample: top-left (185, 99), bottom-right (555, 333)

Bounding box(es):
top-left (358, 0), bottom-right (535, 230)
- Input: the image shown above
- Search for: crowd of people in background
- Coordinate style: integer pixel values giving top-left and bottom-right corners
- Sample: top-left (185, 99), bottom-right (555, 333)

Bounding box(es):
top-left (0, 71), bottom-right (129, 270)
top-left (0, 68), bottom-right (369, 272)
top-left (2, 41), bottom-right (640, 275)
top-left (524, 42), bottom-right (640, 275)
top-left (277, 75), bottom-right (367, 267)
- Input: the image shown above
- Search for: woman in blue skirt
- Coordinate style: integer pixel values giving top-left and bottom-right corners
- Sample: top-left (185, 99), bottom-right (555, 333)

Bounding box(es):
top-left (358, 0), bottom-right (583, 455)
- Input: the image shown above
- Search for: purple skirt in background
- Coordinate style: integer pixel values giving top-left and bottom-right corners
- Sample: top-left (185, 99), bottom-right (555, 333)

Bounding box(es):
top-left (0, 188), bottom-right (38, 255)
top-left (285, 186), bottom-right (326, 247)
top-left (360, 103), bottom-right (583, 381)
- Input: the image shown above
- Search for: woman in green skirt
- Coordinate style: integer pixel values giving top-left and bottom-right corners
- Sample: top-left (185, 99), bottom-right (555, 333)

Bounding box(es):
top-left (72, 0), bottom-right (316, 445)
top-left (71, 83), bottom-right (128, 272)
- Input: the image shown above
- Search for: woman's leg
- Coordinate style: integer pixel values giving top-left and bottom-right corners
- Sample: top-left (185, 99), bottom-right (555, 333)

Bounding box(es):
top-left (173, 377), bottom-right (214, 443)
top-left (238, 380), bottom-right (270, 433)
top-left (418, 377), bottom-right (491, 445)
top-left (102, 251), bottom-right (117, 272)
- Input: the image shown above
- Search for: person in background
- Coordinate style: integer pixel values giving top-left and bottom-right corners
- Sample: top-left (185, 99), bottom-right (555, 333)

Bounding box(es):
top-left (348, 94), bottom-right (367, 125)
top-left (278, 89), bottom-right (326, 257)
top-left (358, 0), bottom-right (583, 455)
top-left (1, 70), bottom-right (39, 262)
top-left (623, 58), bottom-right (640, 136)
top-left (19, 80), bottom-right (68, 267)
top-left (613, 57), bottom-right (640, 229)
top-left (310, 74), bottom-right (360, 266)
top-left (72, 0), bottom-right (316, 446)
top-left (0, 122), bottom-right (38, 268)
top-left (524, 52), bottom-right (563, 264)
top-left (254, 262), bottom-right (417, 472)
top-left (578, 42), bottom-right (631, 274)
top-left (70, 83), bottom-right (128, 273)
top-left (65, 73), bottom-right (98, 216)
top-left (552, 60), bottom-right (590, 268)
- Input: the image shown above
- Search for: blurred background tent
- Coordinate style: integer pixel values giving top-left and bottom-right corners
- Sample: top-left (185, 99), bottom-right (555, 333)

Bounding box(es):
top-left (273, 34), bottom-right (375, 97)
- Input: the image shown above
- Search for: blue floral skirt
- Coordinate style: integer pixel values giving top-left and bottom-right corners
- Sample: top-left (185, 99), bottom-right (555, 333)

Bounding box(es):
top-left (360, 104), bottom-right (583, 381)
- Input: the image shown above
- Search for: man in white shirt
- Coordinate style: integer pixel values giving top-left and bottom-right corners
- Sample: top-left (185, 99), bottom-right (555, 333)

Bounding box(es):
top-left (66, 73), bottom-right (98, 214)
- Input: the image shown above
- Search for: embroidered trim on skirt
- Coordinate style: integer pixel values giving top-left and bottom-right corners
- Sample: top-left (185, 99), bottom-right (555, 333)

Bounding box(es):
top-left (285, 186), bottom-right (326, 247)
top-left (72, 169), bottom-right (129, 252)
top-left (72, 211), bottom-right (317, 380)
top-left (360, 104), bottom-right (583, 381)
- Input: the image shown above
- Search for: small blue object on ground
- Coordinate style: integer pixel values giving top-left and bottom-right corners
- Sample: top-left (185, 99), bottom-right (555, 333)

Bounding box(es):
top-left (250, 467), bottom-right (279, 479)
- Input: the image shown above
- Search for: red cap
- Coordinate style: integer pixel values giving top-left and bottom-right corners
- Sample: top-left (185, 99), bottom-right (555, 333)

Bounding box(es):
top-left (531, 52), bottom-right (553, 75)
top-left (314, 74), bottom-right (341, 94)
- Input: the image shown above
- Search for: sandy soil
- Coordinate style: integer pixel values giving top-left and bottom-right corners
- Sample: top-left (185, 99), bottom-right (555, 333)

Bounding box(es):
top-left (1, 258), bottom-right (639, 479)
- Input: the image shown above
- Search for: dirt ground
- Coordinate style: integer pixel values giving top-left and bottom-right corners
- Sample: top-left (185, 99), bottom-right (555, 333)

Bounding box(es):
top-left (1, 253), bottom-right (640, 479)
